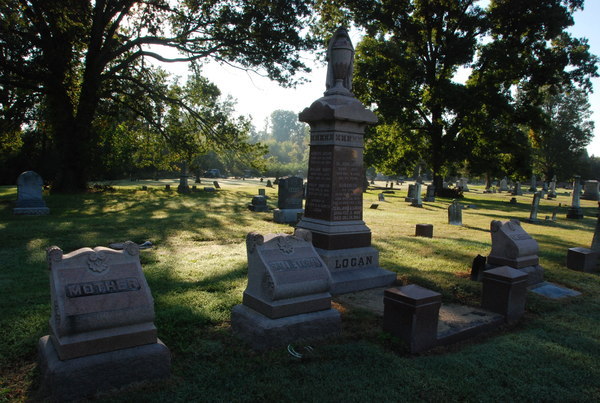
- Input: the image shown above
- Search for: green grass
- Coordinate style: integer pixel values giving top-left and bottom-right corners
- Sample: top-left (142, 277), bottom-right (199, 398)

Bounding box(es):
top-left (1, 179), bottom-right (599, 401)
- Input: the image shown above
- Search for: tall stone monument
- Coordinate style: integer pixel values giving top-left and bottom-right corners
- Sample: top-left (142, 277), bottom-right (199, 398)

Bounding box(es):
top-left (38, 242), bottom-right (170, 399)
top-left (566, 175), bottom-right (584, 219)
top-left (529, 174), bottom-right (537, 192)
top-left (525, 191), bottom-right (542, 223)
top-left (13, 171), bottom-right (49, 215)
top-left (295, 27), bottom-right (395, 294)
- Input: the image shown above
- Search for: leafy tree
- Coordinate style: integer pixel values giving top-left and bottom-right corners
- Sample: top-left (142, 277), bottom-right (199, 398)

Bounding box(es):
top-left (270, 109), bottom-right (306, 143)
top-left (316, 0), bottom-right (598, 192)
top-left (527, 85), bottom-right (594, 181)
top-left (0, 0), bottom-right (315, 192)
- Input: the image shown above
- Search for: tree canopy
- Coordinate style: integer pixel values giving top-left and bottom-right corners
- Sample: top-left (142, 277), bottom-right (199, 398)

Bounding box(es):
top-left (316, 0), bottom-right (598, 188)
top-left (0, 0), bottom-right (316, 191)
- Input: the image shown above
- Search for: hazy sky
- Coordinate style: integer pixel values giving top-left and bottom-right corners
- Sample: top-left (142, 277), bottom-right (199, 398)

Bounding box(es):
top-left (163, 2), bottom-right (600, 156)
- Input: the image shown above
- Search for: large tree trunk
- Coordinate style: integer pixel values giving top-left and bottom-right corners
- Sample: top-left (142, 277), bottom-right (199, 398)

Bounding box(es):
top-left (431, 109), bottom-right (444, 195)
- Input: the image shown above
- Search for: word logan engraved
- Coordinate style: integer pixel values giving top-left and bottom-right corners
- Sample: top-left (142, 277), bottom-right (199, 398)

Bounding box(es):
top-left (334, 255), bottom-right (373, 269)
top-left (66, 277), bottom-right (141, 298)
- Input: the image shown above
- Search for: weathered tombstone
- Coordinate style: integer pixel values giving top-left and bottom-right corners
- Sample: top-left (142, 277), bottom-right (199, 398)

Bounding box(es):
top-left (258, 188), bottom-right (266, 196)
top-left (499, 177), bottom-right (509, 192)
top-left (404, 184), bottom-right (416, 202)
top-left (248, 195), bottom-right (269, 212)
top-left (448, 200), bottom-right (462, 225)
top-left (378, 193), bottom-right (385, 202)
top-left (231, 230), bottom-right (341, 350)
top-left (13, 171), bottom-right (49, 215)
top-left (213, 180), bottom-right (221, 189)
top-left (548, 175), bottom-right (557, 198)
top-left (442, 181), bottom-right (449, 189)
top-left (411, 183), bottom-right (423, 207)
top-left (486, 219), bottom-right (544, 285)
top-left (529, 174), bottom-right (537, 192)
top-left (295, 27), bottom-right (395, 294)
top-left (177, 162), bottom-right (190, 194)
top-left (390, 182), bottom-right (394, 189)
top-left (273, 176), bottom-right (304, 224)
top-left (424, 184), bottom-right (435, 202)
top-left (566, 176), bottom-right (583, 219)
top-left (511, 181), bottom-right (523, 196)
top-left (266, 179), bottom-right (273, 188)
top-left (582, 180), bottom-right (600, 201)
top-left (525, 191), bottom-right (542, 223)
top-left (457, 178), bottom-right (469, 192)
top-left (38, 242), bottom-right (170, 400)
top-left (415, 224), bottom-right (433, 238)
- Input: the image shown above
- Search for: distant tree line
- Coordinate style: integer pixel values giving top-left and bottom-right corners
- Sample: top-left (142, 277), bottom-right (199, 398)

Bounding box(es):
top-left (0, 0), bottom-right (598, 190)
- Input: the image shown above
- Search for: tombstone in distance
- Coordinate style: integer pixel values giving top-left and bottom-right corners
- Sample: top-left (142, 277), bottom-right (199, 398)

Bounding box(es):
top-left (13, 171), bottom-right (49, 215)
top-left (231, 230), bottom-right (341, 350)
top-left (499, 177), bottom-right (509, 192)
top-left (378, 193), bottom-right (385, 202)
top-left (582, 180), bottom-right (600, 201)
top-left (448, 200), bottom-right (462, 225)
top-left (424, 184), bottom-right (435, 202)
top-left (405, 184), bottom-right (416, 202)
top-left (566, 176), bottom-right (583, 219)
top-left (273, 176), bottom-right (304, 223)
top-left (511, 182), bottom-right (523, 196)
top-left (486, 219), bottom-right (544, 285)
top-left (38, 242), bottom-right (170, 400)
top-left (248, 195), bottom-right (269, 212)
top-left (411, 183), bottom-right (423, 207)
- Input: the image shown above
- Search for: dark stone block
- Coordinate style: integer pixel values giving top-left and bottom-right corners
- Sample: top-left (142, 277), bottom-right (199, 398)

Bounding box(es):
top-left (415, 224), bottom-right (433, 238)
top-left (383, 285), bottom-right (441, 353)
top-left (482, 266), bottom-right (527, 323)
top-left (566, 247), bottom-right (598, 273)
top-left (311, 231), bottom-right (371, 250)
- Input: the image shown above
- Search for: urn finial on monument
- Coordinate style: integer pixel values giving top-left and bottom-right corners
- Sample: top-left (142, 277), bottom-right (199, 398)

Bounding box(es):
top-left (296, 27), bottom-right (395, 295)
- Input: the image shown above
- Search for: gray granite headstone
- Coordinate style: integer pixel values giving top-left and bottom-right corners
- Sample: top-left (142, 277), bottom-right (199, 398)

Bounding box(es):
top-left (566, 176), bottom-right (583, 219)
top-left (38, 242), bottom-right (170, 400)
top-left (273, 176), bottom-right (304, 223)
top-left (486, 219), bottom-right (544, 285)
top-left (582, 180), bottom-right (599, 201)
top-left (424, 184), bottom-right (435, 202)
top-left (13, 171), bottom-right (49, 215)
top-left (526, 191), bottom-right (542, 223)
top-left (231, 230), bottom-right (340, 350)
top-left (499, 177), bottom-right (508, 192)
top-left (411, 183), bottom-right (423, 207)
top-left (448, 200), bottom-right (462, 226)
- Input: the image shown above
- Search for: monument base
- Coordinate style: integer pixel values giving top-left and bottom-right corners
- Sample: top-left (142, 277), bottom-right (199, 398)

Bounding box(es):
top-left (566, 207), bottom-right (584, 219)
top-left (231, 304), bottom-right (341, 351)
top-left (316, 247), bottom-right (396, 294)
top-left (242, 291), bottom-right (331, 319)
top-left (37, 336), bottom-right (170, 401)
top-left (273, 208), bottom-right (304, 224)
top-left (13, 207), bottom-right (49, 215)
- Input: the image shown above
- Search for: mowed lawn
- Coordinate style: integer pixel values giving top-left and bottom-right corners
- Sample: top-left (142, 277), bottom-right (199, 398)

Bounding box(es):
top-left (0, 178), bottom-right (598, 402)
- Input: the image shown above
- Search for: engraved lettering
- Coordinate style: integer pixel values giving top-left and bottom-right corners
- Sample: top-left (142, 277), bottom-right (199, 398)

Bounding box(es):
top-left (65, 277), bottom-right (141, 298)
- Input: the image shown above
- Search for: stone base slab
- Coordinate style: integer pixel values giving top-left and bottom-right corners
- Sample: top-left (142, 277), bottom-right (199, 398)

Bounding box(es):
top-left (13, 207), bottom-right (49, 215)
top-left (242, 291), bottom-right (331, 319)
top-left (315, 246), bottom-right (396, 294)
top-left (231, 304), bottom-right (341, 351)
top-left (273, 208), bottom-right (304, 224)
top-left (37, 335), bottom-right (171, 401)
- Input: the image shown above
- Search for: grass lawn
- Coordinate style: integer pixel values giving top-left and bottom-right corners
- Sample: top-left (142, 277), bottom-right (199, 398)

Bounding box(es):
top-left (0, 178), bottom-right (598, 402)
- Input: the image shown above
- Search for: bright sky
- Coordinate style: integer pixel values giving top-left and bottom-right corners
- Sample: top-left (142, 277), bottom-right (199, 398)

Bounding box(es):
top-left (164, 2), bottom-right (600, 155)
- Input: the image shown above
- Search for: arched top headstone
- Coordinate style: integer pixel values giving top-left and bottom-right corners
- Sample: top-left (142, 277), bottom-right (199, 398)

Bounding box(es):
top-left (14, 170), bottom-right (49, 214)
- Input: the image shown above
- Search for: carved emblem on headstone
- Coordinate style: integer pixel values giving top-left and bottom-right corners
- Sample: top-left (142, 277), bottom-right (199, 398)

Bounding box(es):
top-left (277, 236), bottom-right (295, 255)
top-left (87, 251), bottom-right (109, 274)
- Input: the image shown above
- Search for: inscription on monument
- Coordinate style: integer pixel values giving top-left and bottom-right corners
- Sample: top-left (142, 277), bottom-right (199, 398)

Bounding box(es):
top-left (269, 257), bottom-right (323, 271)
top-left (66, 277), bottom-right (141, 298)
top-left (334, 255), bottom-right (373, 269)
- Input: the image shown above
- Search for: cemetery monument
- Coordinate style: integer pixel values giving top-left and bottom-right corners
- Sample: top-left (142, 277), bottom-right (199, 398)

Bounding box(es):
top-left (273, 176), bottom-right (304, 224)
top-left (582, 180), bottom-right (599, 201)
top-left (295, 27), bottom-right (395, 294)
top-left (38, 242), bottom-right (170, 399)
top-left (566, 175), bottom-right (583, 219)
top-left (231, 230), bottom-right (341, 350)
top-left (13, 171), bottom-right (49, 215)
